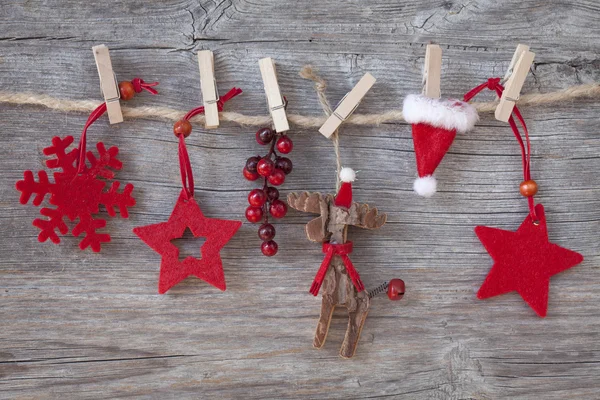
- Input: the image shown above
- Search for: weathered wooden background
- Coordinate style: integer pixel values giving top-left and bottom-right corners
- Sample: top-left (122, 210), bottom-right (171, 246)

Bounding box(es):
top-left (1, 1), bottom-right (599, 398)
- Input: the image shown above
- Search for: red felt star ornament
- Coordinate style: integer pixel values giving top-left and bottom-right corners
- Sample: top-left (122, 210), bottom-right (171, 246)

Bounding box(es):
top-left (476, 203), bottom-right (583, 317)
top-left (133, 191), bottom-right (241, 294)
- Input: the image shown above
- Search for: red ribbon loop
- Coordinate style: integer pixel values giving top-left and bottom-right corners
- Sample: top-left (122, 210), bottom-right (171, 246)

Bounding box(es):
top-left (131, 78), bottom-right (159, 95)
top-left (463, 78), bottom-right (536, 220)
top-left (183, 87), bottom-right (243, 120)
top-left (177, 87), bottom-right (243, 198)
top-left (309, 241), bottom-right (365, 296)
top-left (75, 77), bottom-right (160, 175)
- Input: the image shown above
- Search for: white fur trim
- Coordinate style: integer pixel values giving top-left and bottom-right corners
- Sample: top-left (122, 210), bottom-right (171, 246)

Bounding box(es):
top-left (403, 94), bottom-right (478, 133)
top-left (339, 167), bottom-right (356, 182)
top-left (413, 176), bottom-right (437, 197)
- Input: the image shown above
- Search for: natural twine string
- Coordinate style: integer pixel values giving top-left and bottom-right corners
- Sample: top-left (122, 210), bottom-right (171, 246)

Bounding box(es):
top-left (2, 82), bottom-right (598, 128)
top-left (1, 72), bottom-right (599, 184)
top-left (299, 66), bottom-right (343, 190)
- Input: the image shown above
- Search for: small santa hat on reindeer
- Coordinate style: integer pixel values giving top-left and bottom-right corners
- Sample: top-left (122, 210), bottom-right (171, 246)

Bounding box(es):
top-left (334, 167), bottom-right (355, 208)
top-left (402, 94), bottom-right (478, 197)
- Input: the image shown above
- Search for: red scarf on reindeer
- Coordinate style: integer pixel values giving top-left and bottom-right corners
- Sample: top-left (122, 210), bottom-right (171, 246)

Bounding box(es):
top-left (310, 241), bottom-right (364, 296)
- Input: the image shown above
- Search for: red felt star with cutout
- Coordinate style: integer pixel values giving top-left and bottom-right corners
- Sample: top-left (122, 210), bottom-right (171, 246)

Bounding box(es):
top-left (476, 204), bottom-right (583, 317)
top-left (133, 191), bottom-right (241, 294)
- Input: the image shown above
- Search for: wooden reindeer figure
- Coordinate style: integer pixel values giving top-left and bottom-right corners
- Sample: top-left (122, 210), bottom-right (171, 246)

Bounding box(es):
top-left (287, 168), bottom-right (388, 358)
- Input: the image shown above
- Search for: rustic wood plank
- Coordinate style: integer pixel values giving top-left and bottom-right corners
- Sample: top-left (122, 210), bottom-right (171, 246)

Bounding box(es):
top-left (0, 0), bottom-right (599, 398)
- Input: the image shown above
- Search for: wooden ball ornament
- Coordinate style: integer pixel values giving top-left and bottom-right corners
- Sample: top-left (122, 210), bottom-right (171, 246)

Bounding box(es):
top-left (173, 120), bottom-right (192, 138)
top-left (520, 180), bottom-right (538, 197)
top-left (118, 81), bottom-right (136, 101)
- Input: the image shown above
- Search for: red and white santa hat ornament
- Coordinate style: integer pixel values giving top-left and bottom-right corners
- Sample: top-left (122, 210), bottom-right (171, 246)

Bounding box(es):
top-left (402, 95), bottom-right (478, 197)
top-left (334, 167), bottom-right (355, 208)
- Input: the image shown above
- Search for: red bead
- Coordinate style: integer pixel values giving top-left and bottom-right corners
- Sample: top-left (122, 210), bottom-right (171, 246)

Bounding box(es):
top-left (257, 158), bottom-right (275, 177)
top-left (266, 187), bottom-right (279, 201)
top-left (276, 136), bottom-right (293, 154)
top-left (248, 189), bottom-right (266, 207)
top-left (275, 157), bottom-right (293, 175)
top-left (245, 156), bottom-right (260, 173)
top-left (258, 223), bottom-right (276, 241)
top-left (387, 279), bottom-right (405, 301)
top-left (267, 169), bottom-right (286, 186)
top-left (174, 120), bottom-right (192, 138)
top-left (245, 206), bottom-right (264, 223)
top-left (256, 128), bottom-right (275, 145)
top-left (261, 240), bottom-right (278, 256)
top-left (520, 180), bottom-right (538, 197)
top-left (269, 199), bottom-right (287, 218)
top-left (118, 81), bottom-right (136, 101)
top-left (243, 167), bottom-right (260, 181)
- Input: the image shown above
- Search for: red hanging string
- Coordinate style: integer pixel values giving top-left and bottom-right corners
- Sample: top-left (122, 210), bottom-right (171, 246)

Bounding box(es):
top-left (75, 77), bottom-right (160, 175)
top-left (463, 78), bottom-right (537, 220)
top-left (177, 87), bottom-right (243, 199)
top-left (178, 133), bottom-right (195, 198)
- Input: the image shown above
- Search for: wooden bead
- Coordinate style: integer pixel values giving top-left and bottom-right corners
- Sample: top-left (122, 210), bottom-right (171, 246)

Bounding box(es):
top-left (118, 81), bottom-right (136, 101)
top-left (173, 120), bottom-right (192, 138)
top-left (520, 180), bottom-right (538, 197)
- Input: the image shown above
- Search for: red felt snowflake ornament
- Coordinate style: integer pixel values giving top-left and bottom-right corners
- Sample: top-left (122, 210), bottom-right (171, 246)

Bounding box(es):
top-left (16, 77), bottom-right (159, 252)
top-left (16, 136), bottom-right (134, 252)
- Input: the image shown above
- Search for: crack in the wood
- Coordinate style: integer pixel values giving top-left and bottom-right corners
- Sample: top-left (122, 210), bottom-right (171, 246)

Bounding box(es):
top-left (45, 354), bottom-right (190, 366)
top-left (0, 36), bottom-right (77, 42)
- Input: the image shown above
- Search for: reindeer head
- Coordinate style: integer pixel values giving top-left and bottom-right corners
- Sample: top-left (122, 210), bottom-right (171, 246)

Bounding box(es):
top-left (287, 192), bottom-right (387, 243)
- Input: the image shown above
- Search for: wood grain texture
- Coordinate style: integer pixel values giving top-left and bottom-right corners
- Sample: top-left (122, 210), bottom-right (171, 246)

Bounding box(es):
top-left (0, 0), bottom-right (599, 398)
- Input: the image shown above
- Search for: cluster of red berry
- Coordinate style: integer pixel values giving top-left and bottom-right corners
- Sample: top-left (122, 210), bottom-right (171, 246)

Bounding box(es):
top-left (243, 127), bottom-right (293, 256)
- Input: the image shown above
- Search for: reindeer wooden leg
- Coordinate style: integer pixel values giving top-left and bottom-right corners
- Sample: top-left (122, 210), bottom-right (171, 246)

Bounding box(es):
top-left (340, 280), bottom-right (370, 358)
top-left (313, 267), bottom-right (339, 349)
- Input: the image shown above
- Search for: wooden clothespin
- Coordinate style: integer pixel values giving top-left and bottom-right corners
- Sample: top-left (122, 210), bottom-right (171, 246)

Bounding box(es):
top-left (92, 44), bottom-right (123, 124)
top-left (495, 44), bottom-right (535, 122)
top-left (197, 50), bottom-right (220, 129)
top-left (259, 57), bottom-right (289, 133)
top-left (319, 73), bottom-right (376, 138)
top-left (422, 44), bottom-right (442, 99)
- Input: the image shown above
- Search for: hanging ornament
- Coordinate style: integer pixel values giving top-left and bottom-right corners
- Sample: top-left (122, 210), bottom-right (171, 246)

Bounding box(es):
top-left (288, 168), bottom-right (405, 358)
top-left (16, 78), bottom-right (159, 252)
top-left (290, 69), bottom-right (405, 358)
top-left (133, 88), bottom-right (243, 294)
top-left (402, 94), bottom-right (478, 197)
top-left (463, 78), bottom-right (584, 317)
top-left (243, 125), bottom-right (294, 257)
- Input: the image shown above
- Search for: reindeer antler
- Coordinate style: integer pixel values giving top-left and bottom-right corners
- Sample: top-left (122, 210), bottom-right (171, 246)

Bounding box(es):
top-left (288, 192), bottom-right (333, 243)
top-left (351, 203), bottom-right (387, 230)
top-left (287, 192), bottom-right (328, 214)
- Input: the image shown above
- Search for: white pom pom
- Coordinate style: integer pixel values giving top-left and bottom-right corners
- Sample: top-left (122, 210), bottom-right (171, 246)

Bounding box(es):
top-left (339, 167), bottom-right (356, 183)
top-left (413, 176), bottom-right (437, 197)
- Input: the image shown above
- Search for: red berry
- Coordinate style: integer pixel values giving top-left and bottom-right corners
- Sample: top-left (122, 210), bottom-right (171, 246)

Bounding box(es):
top-left (387, 279), bottom-right (405, 301)
top-left (248, 189), bottom-right (267, 207)
top-left (245, 206), bottom-right (264, 223)
top-left (261, 240), bottom-right (278, 257)
top-left (269, 199), bottom-right (288, 218)
top-left (256, 127), bottom-right (275, 145)
top-left (258, 223), bottom-right (276, 241)
top-left (275, 157), bottom-right (293, 175)
top-left (266, 187), bottom-right (279, 201)
top-left (243, 167), bottom-right (260, 181)
top-left (257, 158), bottom-right (275, 177)
top-left (267, 169), bottom-right (286, 186)
top-left (245, 156), bottom-right (260, 173)
top-left (276, 136), bottom-right (293, 154)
